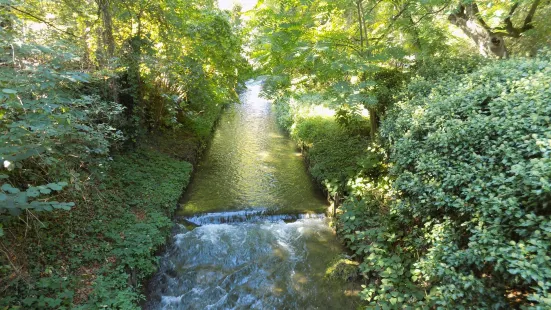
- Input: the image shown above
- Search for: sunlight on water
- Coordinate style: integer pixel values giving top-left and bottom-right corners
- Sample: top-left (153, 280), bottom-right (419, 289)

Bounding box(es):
top-left (177, 80), bottom-right (328, 216)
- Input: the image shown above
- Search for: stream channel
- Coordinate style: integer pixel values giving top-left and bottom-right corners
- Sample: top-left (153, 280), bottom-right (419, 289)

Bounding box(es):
top-left (146, 80), bottom-right (360, 309)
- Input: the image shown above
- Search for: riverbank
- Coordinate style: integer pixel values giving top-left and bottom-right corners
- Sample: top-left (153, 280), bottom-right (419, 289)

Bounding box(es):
top-left (273, 97), bottom-right (372, 214)
top-left (0, 119), bottom-right (223, 309)
top-left (271, 95), bottom-right (374, 286)
top-left (268, 55), bottom-right (551, 308)
top-left (0, 142), bottom-right (192, 309)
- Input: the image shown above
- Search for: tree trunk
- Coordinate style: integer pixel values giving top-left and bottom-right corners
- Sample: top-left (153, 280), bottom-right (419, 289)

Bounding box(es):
top-left (408, 15), bottom-right (422, 52)
top-left (356, 0), bottom-right (364, 51)
top-left (449, 1), bottom-right (542, 58)
top-left (448, 4), bottom-right (508, 58)
top-left (81, 20), bottom-right (93, 70)
top-left (96, 0), bottom-right (119, 103)
top-left (368, 107), bottom-right (378, 140)
top-left (97, 0), bottom-right (115, 59)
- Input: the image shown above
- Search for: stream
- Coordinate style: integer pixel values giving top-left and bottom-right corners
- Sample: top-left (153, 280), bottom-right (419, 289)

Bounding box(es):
top-left (145, 80), bottom-right (359, 309)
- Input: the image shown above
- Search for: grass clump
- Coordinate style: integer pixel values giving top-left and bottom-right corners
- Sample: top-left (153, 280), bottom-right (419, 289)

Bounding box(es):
top-left (325, 256), bottom-right (360, 282)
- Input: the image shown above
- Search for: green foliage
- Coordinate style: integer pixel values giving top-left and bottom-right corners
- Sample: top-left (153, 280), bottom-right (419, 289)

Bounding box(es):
top-left (0, 15), bottom-right (125, 216)
top-left (1, 182), bottom-right (74, 215)
top-left (270, 35), bottom-right (551, 309)
top-left (0, 0), bottom-right (247, 216)
top-left (386, 55), bottom-right (551, 307)
top-left (334, 105), bottom-right (370, 136)
top-left (339, 197), bottom-right (427, 307)
top-left (0, 149), bottom-right (192, 308)
top-left (274, 94), bottom-right (377, 199)
top-left (339, 55), bottom-right (551, 308)
top-left (370, 69), bottom-right (408, 110)
top-left (130, 4), bottom-right (249, 131)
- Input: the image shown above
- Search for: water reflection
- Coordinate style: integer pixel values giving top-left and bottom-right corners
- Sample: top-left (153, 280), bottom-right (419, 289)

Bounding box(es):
top-left (177, 80), bottom-right (328, 216)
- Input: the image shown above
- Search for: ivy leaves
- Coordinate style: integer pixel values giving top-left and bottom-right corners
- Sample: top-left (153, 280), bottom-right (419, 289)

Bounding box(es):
top-left (1, 89), bottom-right (17, 94)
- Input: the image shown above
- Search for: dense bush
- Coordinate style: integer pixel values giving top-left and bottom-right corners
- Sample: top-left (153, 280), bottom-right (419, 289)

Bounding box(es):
top-left (340, 55), bottom-right (551, 308)
top-left (334, 104), bottom-right (371, 136)
top-left (0, 30), bottom-right (124, 217)
top-left (274, 95), bottom-right (371, 197)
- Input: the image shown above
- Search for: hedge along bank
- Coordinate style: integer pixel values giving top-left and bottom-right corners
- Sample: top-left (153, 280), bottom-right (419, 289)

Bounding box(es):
top-left (272, 54), bottom-right (551, 308)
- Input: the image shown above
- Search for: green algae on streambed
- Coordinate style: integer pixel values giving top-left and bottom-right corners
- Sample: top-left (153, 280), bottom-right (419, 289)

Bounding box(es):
top-left (177, 80), bottom-right (329, 217)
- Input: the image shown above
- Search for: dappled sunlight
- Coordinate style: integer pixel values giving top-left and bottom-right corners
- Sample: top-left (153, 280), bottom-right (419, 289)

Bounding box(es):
top-left (307, 104), bottom-right (336, 118)
top-left (218, 0), bottom-right (258, 11)
top-left (7, 0), bottom-right (550, 308)
top-left (257, 150), bottom-right (270, 160)
top-left (268, 132), bottom-right (284, 138)
top-left (290, 98), bottom-right (336, 120)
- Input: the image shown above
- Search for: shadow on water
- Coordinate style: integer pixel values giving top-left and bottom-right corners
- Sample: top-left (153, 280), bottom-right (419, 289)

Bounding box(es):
top-left (146, 80), bottom-right (361, 309)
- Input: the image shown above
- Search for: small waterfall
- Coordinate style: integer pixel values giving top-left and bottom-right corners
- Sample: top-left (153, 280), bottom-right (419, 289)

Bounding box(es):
top-left (146, 219), bottom-right (356, 310)
top-left (181, 209), bottom-right (326, 226)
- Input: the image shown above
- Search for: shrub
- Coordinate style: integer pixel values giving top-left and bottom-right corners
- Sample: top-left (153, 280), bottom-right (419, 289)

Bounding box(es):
top-left (334, 104), bottom-right (370, 136)
top-left (369, 55), bottom-right (551, 307)
top-left (0, 38), bottom-right (124, 217)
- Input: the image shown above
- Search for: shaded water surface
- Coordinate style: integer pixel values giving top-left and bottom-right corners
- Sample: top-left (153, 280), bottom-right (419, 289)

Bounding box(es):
top-left (147, 80), bottom-right (359, 309)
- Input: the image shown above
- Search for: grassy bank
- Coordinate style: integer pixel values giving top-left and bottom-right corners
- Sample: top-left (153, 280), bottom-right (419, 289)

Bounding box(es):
top-left (0, 97), bottom-right (231, 309)
top-left (273, 95), bottom-right (373, 208)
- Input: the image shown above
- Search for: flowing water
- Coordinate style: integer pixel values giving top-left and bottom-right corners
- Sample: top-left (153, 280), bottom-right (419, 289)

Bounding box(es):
top-left (146, 80), bottom-right (360, 309)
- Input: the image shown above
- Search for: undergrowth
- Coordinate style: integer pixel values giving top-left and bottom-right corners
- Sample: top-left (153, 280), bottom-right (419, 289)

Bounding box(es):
top-left (0, 149), bottom-right (192, 309)
top-left (272, 54), bottom-right (551, 308)
top-left (274, 95), bottom-right (371, 200)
